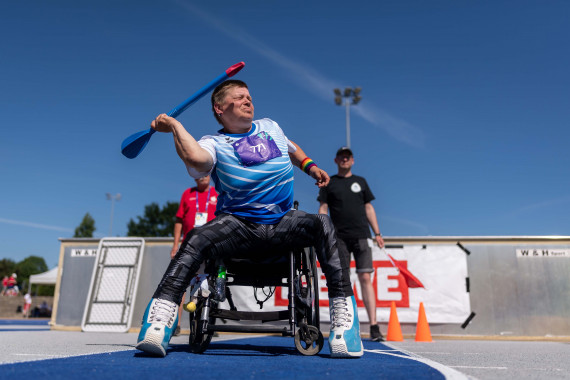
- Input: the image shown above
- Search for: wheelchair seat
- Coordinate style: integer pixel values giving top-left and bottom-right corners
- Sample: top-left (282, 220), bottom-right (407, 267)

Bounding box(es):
top-left (186, 246), bottom-right (324, 356)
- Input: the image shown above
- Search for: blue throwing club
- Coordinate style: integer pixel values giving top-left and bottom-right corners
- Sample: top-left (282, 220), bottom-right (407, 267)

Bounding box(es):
top-left (121, 61), bottom-right (245, 159)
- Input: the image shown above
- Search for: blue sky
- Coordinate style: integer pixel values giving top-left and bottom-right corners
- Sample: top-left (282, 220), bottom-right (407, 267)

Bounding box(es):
top-left (1, 0), bottom-right (569, 268)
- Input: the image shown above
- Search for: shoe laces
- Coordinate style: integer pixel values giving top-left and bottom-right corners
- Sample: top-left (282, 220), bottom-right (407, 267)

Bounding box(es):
top-left (149, 299), bottom-right (177, 325)
top-left (330, 297), bottom-right (351, 329)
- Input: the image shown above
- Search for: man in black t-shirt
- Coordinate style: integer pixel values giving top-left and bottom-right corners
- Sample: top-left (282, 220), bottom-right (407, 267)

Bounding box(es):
top-left (318, 147), bottom-right (385, 342)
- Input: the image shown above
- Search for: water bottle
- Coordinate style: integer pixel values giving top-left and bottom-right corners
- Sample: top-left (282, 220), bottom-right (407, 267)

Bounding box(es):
top-left (214, 265), bottom-right (227, 302)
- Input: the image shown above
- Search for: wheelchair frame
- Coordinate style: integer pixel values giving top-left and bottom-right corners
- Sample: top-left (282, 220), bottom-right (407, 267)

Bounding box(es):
top-left (187, 247), bottom-right (324, 356)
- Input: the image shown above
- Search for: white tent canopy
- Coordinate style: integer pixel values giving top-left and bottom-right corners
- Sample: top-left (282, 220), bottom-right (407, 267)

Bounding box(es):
top-left (28, 267), bottom-right (58, 293)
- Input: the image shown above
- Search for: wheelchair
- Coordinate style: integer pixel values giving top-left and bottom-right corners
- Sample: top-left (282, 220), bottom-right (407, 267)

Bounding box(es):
top-left (186, 245), bottom-right (324, 356)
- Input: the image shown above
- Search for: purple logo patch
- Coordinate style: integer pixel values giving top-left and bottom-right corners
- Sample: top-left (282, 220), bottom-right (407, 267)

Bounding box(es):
top-left (232, 131), bottom-right (282, 166)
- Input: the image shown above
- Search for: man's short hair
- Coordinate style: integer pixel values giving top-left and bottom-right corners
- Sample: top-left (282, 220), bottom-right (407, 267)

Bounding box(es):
top-left (336, 146), bottom-right (353, 157)
top-left (211, 79), bottom-right (248, 125)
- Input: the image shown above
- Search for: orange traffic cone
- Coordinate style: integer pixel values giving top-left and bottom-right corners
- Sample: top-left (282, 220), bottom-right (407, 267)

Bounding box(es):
top-left (386, 301), bottom-right (403, 341)
top-left (415, 302), bottom-right (432, 342)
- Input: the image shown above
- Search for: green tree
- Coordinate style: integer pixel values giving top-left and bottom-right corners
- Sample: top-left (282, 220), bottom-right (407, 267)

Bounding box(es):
top-left (74, 212), bottom-right (96, 237)
top-left (15, 255), bottom-right (49, 294)
top-left (0, 258), bottom-right (16, 277)
top-left (127, 201), bottom-right (179, 237)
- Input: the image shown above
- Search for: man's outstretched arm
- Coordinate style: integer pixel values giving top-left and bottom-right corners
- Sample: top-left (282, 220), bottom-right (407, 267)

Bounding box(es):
top-left (288, 140), bottom-right (330, 188)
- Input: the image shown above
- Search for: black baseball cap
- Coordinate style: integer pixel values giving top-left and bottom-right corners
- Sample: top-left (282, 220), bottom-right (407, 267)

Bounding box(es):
top-left (336, 146), bottom-right (353, 157)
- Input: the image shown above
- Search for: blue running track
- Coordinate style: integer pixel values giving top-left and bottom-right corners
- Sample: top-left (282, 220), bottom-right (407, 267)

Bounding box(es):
top-left (0, 319), bottom-right (51, 332)
top-left (0, 334), bottom-right (461, 379)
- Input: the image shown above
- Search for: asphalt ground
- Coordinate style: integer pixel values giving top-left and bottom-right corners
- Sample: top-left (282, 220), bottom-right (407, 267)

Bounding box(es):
top-left (1, 320), bottom-right (569, 379)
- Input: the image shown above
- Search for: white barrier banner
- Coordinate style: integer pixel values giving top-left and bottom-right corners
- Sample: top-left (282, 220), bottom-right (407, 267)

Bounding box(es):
top-left (227, 243), bottom-right (471, 324)
top-left (516, 248), bottom-right (570, 258)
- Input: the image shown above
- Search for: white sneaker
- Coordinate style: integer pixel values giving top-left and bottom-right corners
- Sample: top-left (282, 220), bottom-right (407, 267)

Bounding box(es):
top-left (136, 298), bottom-right (179, 357)
top-left (328, 295), bottom-right (363, 358)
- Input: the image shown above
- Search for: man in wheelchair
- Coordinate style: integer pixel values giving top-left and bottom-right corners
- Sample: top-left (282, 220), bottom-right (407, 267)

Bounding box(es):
top-left (136, 79), bottom-right (363, 358)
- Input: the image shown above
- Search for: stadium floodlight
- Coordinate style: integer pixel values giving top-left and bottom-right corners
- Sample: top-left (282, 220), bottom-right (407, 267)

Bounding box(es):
top-left (106, 193), bottom-right (121, 236)
top-left (332, 87), bottom-right (362, 148)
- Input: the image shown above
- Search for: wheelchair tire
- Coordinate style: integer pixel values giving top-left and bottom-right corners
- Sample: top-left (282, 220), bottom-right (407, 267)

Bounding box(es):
top-left (189, 300), bottom-right (216, 354)
top-left (309, 247), bottom-right (320, 329)
top-left (297, 247), bottom-right (320, 329)
top-left (294, 325), bottom-right (324, 356)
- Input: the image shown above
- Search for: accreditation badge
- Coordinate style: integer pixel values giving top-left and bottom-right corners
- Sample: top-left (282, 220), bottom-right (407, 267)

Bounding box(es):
top-left (195, 212), bottom-right (208, 227)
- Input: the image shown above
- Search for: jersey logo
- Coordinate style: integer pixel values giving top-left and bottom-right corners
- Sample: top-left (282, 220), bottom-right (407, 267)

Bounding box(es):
top-left (351, 182), bottom-right (362, 193)
top-left (250, 142), bottom-right (267, 153)
top-left (232, 131), bottom-right (282, 166)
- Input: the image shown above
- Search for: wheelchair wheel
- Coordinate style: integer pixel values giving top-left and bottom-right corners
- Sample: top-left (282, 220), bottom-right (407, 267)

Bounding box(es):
top-left (297, 247), bottom-right (320, 329)
top-left (189, 298), bottom-right (216, 354)
top-left (294, 324), bottom-right (324, 356)
top-left (294, 248), bottom-right (323, 356)
top-left (309, 247), bottom-right (320, 328)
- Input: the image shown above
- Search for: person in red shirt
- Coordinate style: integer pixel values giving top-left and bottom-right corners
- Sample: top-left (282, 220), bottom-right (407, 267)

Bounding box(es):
top-left (1, 276), bottom-right (8, 296)
top-left (170, 175), bottom-right (218, 335)
top-left (6, 274), bottom-right (18, 296)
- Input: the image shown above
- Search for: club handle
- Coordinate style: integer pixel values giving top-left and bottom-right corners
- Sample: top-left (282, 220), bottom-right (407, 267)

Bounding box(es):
top-left (225, 61), bottom-right (245, 77)
top-left (167, 61), bottom-right (245, 119)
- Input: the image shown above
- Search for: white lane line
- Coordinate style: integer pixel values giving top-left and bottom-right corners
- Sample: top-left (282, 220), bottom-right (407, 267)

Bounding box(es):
top-left (365, 349), bottom-right (409, 355)
top-left (364, 348), bottom-right (472, 380)
top-left (526, 368), bottom-right (564, 372)
top-left (14, 354), bottom-right (69, 358)
top-left (450, 366), bottom-right (507, 370)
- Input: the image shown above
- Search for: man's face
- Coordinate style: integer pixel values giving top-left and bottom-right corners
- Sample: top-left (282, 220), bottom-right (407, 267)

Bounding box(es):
top-left (218, 86), bottom-right (254, 128)
top-left (334, 153), bottom-right (354, 169)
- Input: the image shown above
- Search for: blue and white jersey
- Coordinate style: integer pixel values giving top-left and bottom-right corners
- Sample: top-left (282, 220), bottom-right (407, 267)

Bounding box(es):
top-left (187, 118), bottom-right (296, 224)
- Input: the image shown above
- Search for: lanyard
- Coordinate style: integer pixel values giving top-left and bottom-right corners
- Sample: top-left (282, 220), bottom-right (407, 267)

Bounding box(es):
top-left (196, 187), bottom-right (212, 213)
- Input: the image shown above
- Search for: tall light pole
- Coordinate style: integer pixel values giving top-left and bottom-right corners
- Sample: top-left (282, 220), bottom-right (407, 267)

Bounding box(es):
top-left (106, 193), bottom-right (121, 236)
top-left (334, 87), bottom-right (362, 148)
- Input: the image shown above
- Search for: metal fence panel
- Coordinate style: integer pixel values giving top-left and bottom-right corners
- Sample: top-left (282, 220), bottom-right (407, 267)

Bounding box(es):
top-left (81, 238), bottom-right (145, 332)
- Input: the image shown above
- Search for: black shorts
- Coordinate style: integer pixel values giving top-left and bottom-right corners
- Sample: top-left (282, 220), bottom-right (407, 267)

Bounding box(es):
top-left (337, 237), bottom-right (373, 273)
